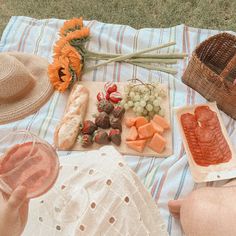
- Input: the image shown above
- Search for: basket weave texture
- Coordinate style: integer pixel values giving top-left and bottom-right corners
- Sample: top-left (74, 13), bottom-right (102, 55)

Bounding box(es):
top-left (182, 32), bottom-right (236, 120)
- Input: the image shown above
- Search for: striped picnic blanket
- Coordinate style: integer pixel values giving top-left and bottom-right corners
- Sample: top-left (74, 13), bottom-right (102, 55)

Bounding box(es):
top-left (0, 16), bottom-right (236, 236)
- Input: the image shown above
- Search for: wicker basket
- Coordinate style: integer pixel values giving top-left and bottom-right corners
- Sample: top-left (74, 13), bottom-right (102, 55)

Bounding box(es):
top-left (182, 32), bottom-right (236, 120)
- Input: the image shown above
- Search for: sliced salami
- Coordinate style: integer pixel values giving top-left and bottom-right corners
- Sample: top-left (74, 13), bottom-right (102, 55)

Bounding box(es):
top-left (195, 105), bottom-right (214, 122)
top-left (180, 105), bottom-right (232, 167)
top-left (181, 113), bottom-right (198, 129)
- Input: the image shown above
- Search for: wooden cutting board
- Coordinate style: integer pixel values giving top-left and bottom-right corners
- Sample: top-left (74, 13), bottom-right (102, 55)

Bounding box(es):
top-left (72, 81), bottom-right (172, 157)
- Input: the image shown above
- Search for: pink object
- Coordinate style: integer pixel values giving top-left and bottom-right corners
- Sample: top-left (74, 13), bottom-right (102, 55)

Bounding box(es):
top-left (104, 81), bottom-right (117, 94)
top-left (0, 132), bottom-right (59, 199)
top-left (109, 91), bottom-right (122, 103)
top-left (96, 91), bottom-right (105, 101)
top-left (105, 92), bottom-right (110, 101)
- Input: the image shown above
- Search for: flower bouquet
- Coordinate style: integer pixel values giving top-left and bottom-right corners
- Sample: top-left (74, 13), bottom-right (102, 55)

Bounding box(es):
top-left (48, 18), bottom-right (187, 92)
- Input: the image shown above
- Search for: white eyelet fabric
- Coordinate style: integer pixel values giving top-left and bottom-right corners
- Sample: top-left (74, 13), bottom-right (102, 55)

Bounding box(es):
top-left (23, 146), bottom-right (168, 236)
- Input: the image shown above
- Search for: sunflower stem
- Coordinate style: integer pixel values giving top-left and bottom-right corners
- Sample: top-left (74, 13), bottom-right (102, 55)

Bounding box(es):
top-left (85, 41), bottom-right (176, 72)
top-left (86, 51), bottom-right (187, 59)
top-left (129, 62), bottom-right (178, 75)
top-left (127, 58), bottom-right (177, 64)
top-left (85, 56), bottom-right (178, 64)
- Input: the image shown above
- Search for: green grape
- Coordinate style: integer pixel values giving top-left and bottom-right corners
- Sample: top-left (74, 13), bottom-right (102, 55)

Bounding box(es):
top-left (140, 100), bottom-right (146, 107)
top-left (144, 94), bottom-right (150, 101)
top-left (124, 103), bottom-right (129, 110)
top-left (149, 95), bottom-right (155, 101)
top-left (156, 97), bottom-right (162, 104)
top-left (124, 86), bottom-right (130, 93)
top-left (137, 106), bottom-right (143, 113)
top-left (153, 99), bottom-right (159, 107)
top-left (140, 85), bottom-right (146, 93)
top-left (134, 86), bottom-right (140, 92)
top-left (137, 86), bottom-right (143, 93)
top-left (129, 91), bottom-right (135, 98)
top-left (134, 94), bottom-right (141, 101)
top-left (134, 102), bottom-right (140, 107)
top-left (142, 87), bottom-right (149, 93)
top-left (128, 100), bottom-right (134, 107)
top-left (154, 105), bottom-right (161, 112)
top-left (146, 103), bottom-right (153, 112)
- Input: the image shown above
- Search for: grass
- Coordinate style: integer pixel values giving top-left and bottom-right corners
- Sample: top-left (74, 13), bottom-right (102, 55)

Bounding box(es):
top-left (1, 0), bottom-right (236, 38)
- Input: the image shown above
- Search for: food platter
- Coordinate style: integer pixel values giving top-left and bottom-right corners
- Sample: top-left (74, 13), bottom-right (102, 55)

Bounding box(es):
top-left (175, 102), bottom-right (236, 183)
top-left (70, 81), bottom-right (173, 157)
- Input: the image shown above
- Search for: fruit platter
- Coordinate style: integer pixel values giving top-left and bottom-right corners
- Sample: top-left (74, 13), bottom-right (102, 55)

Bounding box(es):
top-left (55, 79), bottom-right (172, 157)
top-left (175, 102), bottom-right (236, 183)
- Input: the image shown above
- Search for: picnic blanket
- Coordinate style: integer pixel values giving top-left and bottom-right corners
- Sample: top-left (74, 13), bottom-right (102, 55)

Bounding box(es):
top-left (0, 16), bottom-right (236, 236)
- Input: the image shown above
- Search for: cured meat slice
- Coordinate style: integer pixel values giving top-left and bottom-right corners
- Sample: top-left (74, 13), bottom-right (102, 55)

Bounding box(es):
top-left (181, 105), bottom-right (232, 167)
top-left (200, 113), bottom-right (218, 129)
top-left (214, 126), bottom-right (232, 159)
top-left (0, 142), bottom-right (59, 198)
top-left (195, 106), bottom-right (214, 122)
top-left (199, 107), bottom-right (232, 160)
top-left (181, 113), bottom-right (198, 129)
top-left (181, 113), bottom-right (205, 164)
top-left (195, 126), bottom-right (214, 143)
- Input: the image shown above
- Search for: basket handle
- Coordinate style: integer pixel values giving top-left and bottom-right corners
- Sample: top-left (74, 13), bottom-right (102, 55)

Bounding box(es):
top-left (219, 53), bottom-right (236, 81)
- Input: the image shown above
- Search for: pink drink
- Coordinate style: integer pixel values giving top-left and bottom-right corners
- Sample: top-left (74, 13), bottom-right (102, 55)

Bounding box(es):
top-left (0, 141), bottom-right (59, 198)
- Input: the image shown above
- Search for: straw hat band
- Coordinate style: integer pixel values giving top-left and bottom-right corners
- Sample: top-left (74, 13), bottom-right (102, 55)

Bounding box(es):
top-left (0, 54), bottom-right (36, 100)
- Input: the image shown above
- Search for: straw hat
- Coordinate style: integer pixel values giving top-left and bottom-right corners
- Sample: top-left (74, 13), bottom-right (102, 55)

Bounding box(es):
top-left (0, 52), bottom-right (54, 124)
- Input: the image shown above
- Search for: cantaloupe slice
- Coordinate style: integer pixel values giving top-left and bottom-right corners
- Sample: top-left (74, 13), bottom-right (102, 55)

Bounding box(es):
top-left (152, 114), bottom-right (170, 130)
top-left (138, 123), bottom-right (155, 139)
top-left (125, 117), bottom-right (136, 128)
top-left (148, 133), bottom-right (166, 153)
top-left (126, 126), bottom-right (138, 141)
top-left (135, 116), bottom-right (149, 128)
top-left (150, 120), bottom-right (164, 134)
top-left (126, 140), bottom-right (147, 153)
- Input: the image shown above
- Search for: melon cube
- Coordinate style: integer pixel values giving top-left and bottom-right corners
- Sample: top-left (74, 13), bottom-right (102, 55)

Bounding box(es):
top-left (138, 123), bottom-right (155, 139)
top-left (126, 139), bottom-right (147, 153)
top-left (135, 116), bottom-right (149, 128)
top-left (125, 117), bottom-right (136, 128)
top-left (126, 126), bottom-right (138, 141)
top-left (152, 114), bottom-right (170, 130)
top-left (150, 120), bottom-right (164, 134)
top-left (148, 133), bottom-right (166, 153)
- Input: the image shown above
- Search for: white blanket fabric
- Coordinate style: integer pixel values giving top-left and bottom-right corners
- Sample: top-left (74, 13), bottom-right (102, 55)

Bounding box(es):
top-left (0, 16), bottom-right (235, 235)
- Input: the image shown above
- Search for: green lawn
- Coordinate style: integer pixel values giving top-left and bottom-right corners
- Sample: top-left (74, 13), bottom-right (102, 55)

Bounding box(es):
top-left (1, 0), bottom-right (236, 37)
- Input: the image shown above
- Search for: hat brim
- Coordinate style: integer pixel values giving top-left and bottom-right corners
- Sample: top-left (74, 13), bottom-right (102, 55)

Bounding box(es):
top-left (0, 52), bottom-right (54, 124)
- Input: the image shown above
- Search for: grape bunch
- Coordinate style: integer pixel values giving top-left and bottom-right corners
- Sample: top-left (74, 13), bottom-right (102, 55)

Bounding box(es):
top-left (120, 82), bottom-right (166, 120)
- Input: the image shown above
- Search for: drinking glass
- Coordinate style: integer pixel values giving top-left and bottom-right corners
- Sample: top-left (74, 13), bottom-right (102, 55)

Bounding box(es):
top-left (0, 130), bottom-right (59, 198)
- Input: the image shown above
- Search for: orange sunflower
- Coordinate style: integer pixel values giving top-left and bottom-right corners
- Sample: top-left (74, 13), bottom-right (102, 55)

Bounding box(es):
top-left (48, 57), bottom-right (72, 92)
top-left (65, 27), bottom-right (90, 42)
top-left (49, 19), bottom-right (91, 92)
top-left (53, 38), bottom-right (83, 76)
top-left (59, 17), bottom-right (83, 37)
top-left (53, 37), bottom-right (68, 58)
top-left (61, 44), bottom-right (83, 76)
